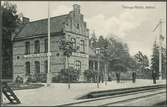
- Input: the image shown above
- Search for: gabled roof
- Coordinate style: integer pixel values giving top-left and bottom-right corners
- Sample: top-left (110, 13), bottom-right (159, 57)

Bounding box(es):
top-left (15, 14), bottom-right (68, 39)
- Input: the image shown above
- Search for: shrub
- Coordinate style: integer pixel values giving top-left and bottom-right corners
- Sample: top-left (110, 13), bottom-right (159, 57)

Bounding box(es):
top-left (15, 75), bottom-right (23, 86)
top-left (84, 69), bottom-right (97, 82)
top-left (53, 67), bottom-right (80, 83)
top-left (38, 73), bottom-right (47, 83)
top-left (52, 75), bottom-right (61, 83)
top-left (26, 75), bottom-right (37, 83)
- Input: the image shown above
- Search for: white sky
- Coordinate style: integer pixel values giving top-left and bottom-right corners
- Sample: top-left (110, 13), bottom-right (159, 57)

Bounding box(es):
top-left (8, 1), bottom-right (166, 61)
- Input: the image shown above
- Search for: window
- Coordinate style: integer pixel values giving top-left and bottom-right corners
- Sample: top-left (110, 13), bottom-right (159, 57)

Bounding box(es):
top-left (44, 39), bottom-right (48, 53)
top-left (80, 40), bottom-right (85, 52)
top-left (44, 60), bottom-right (48, 74)
top-left (89, 61), bottom-right (93, 70)
top-left (95, 62), bottom-right (98, 70)
top-left (75, 60), bottom-right (81, 70)
top-left (34, 40), bottom-right (40, 54)
top-left (71, 38), bottom-right (76, 49)
top-left (25, 41), bottom-right (30, 54)
top-left (17, 56), bottom-right (20, 59)
top-left (25, 62), bottom-right (30, 76)
top-left (35, 61), bottom-right (40, 74)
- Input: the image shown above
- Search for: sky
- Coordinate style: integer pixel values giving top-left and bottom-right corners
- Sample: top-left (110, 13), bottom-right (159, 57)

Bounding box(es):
top-left (7, 1), bottom-right (166, 61)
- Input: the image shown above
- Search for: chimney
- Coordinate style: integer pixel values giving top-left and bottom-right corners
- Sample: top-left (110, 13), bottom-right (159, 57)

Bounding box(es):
top-left (22, 17), bottom-right (30, 24)
top-left (73, 4), bottom-right (80, 14)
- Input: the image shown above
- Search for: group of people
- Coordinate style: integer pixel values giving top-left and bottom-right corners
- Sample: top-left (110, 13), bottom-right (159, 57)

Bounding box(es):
top-left (115, 71), bottom-right (157, 84)
top-left (115, 72), bottom-right (136, 83)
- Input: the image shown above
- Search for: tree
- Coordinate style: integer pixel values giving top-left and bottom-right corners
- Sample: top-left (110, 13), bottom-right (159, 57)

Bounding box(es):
top-left (97, 35), bottom-right (108, 48)
top-left (112, 63), bottom-right (127, 73)
top-left (58, 39), bottom-right (79, 88)
top-left (89, 31), bottom-right (97, 48)
top-left (127, 57), bottom-right (138, 71)
top-left (134, 51), bottom-right (149, 72)
top-left (89, 33), bottom-right (132, 81)
top-left (107, 37), bottom-right (130, 74)
top-left (84, 69), bottom-right (97, 82)
top-left (2, 2), bottom-right (22, 80)
top-left (55, 67), bottom-right (79, 83)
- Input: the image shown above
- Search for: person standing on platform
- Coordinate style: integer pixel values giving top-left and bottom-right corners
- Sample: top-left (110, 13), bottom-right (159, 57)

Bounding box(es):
top-left (132, 71), bottom-right (136, 83)
top-left (152, 70), bottom-right (157, 84)
top-left (116, 72), bottom-right (120, 83)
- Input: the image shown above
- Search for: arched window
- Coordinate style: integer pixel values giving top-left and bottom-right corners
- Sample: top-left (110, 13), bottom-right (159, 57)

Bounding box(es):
top-left (25, 62), bottom-right (30, 76)
top-left (34, 40), bottom-right (40, 54)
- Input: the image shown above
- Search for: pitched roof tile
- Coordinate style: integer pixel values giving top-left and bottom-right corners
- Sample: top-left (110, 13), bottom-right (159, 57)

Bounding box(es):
top-left (15, 14), bottom-right (68, 39)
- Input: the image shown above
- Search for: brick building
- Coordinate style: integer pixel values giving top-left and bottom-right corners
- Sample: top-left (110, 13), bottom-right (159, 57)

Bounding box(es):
top-left (13, 4), bottom-right (89, 82)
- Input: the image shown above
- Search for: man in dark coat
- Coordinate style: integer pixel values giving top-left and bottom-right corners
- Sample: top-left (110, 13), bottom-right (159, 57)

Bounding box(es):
top-left (152, 70), bottom-right (157, 84)
top-left (116, 72), bottom-right (120, 83)
top-left (132, 71), bottom-right (136, 83)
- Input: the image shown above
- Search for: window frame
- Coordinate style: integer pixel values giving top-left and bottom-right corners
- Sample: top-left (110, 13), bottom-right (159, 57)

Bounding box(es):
top-left (34, 40), bottom-right (40, 54)
top-left (44, 39), bottom-right (48, 53)
top-left (25, 62), bottom-right (30, 76)
top-left (25, 41), bottom-right (30, 55)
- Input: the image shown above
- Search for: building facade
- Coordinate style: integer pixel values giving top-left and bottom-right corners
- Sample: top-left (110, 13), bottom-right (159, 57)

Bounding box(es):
top-left (13, 4), bottom-right (89, 82)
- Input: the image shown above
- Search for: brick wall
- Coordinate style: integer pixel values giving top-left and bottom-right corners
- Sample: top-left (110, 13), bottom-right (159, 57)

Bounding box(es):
top-left (13, 35), bottom-right (65, 82)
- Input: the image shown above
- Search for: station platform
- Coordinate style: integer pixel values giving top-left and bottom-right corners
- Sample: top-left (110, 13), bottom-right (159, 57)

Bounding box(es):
top-left (2, 79), bottom-right (166, 106)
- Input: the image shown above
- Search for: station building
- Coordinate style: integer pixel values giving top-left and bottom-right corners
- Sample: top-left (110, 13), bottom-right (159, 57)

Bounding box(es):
top-left (13, 4), bottom-right (92, 82)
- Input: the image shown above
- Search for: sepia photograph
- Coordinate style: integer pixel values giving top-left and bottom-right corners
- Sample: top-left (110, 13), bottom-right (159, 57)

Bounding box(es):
top-left (1, 0), bottom-right (166, 106)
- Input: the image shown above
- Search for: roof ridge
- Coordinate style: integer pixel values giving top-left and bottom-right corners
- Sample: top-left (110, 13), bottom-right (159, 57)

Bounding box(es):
top-left (28, 14), bottom-right (68, 24)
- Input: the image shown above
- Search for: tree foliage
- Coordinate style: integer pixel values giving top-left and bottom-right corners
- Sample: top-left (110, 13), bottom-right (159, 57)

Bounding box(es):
top-left (134, 51), bottom-right (149, 72)
top-left (52, 67), bottom-right (80, 83)
top-left (2, 2), bottom-right (21, 36)
top-left (58, 39), bottom-right (78, 57)
top-left (89, 32), bottom-right (134, 73)
top-left (84, 69), bottom-right (97, 82)
top-left (2, 2), bottom-right (22, 79)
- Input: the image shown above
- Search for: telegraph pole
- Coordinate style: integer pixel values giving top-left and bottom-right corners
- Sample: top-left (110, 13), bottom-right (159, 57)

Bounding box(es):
top-left (159, 19), bottom-right (162, 80)
top-left (104, 63), bottom-right (107, 86)
top-left (47, 1), bottom-right (51, 86)
top-left (153, 19), bottom-right (164, 80)
top-left (96, 48), bottom-right (100, 88)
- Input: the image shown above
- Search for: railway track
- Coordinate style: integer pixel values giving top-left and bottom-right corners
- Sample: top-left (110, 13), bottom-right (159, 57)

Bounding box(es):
top-left (59, 84), bottom-right (166, 106)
